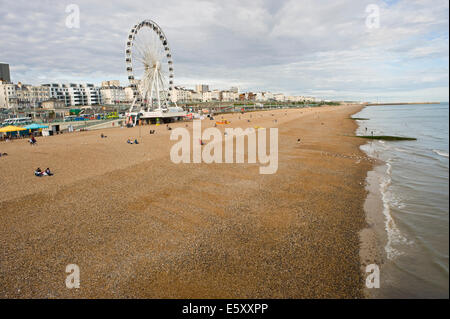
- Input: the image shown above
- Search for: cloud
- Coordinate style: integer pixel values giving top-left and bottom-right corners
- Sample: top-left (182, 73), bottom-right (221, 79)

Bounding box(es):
top-left (0, 0), bottom-right (448, 102)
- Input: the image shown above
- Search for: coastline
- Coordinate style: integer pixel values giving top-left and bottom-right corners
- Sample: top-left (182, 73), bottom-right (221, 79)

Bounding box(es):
top-left (354, 105), bottom-right (390, 299)
top-left (0, 104), bottom-right (373, 298)
top-left (354, 103), bottom-right (450, 298)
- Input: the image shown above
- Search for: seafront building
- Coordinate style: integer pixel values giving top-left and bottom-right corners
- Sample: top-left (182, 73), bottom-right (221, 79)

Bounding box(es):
top-left (0, 82), bottom-right (50, 109)
top-left (220, 90), bottom-right (239, 102)
top-left (195, 84), bottom-right (209, 93)
top-left (1, 75), bottom-right (317, 109)
top-left (42, 83), bottom-right (102, 107)
top-left (99, 81), bottom-right (129, 105)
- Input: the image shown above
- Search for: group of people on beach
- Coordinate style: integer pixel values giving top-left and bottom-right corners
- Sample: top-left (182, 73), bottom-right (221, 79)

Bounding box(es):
top-left (34, 167), bottom-right (53, 177)
top-left (127, 138), bottom-right (139, 144)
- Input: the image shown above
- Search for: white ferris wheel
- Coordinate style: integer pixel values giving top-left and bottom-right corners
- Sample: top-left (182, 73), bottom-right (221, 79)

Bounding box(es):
top-left (125, 19), bottom-right (175, 115)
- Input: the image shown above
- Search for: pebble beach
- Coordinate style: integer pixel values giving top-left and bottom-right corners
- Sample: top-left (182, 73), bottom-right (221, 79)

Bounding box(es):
top-left (0, 104), bottom-right (374, 298)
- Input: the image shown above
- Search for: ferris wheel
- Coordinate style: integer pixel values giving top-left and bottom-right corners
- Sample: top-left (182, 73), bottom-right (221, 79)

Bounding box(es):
top-left (125, 19), bottom-right (174, 113)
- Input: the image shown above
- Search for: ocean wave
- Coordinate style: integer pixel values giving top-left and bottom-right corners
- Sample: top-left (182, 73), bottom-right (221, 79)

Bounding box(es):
top-left (394, 147), bottom-right (409, 153)
top-left (380, 163), bottom-right (412, 260)
top-left (433, 150), bottom-right (449, 158)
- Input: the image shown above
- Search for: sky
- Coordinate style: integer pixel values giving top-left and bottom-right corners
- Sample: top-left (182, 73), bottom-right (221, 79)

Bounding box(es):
top-left (0, 0), bottom-right (448, 102)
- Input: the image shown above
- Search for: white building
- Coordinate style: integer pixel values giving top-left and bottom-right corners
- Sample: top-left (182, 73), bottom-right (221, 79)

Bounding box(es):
top-left (195, 84), bottom-right (209, 93)
top-left (274, 93), bottom-right (286, 102)
top-left (124, 87), bottom-right (135, 103)
top-left (230, 86), bottom-right (239, 94)
top-left (42, 83), bottom-right (101, 107)
top-left (171, 86), bottom-right (191, 103)
top-left (0, 81), bottom-right (50, 109)
top-left (100, 86), bottom-right (127, 105)
top-left (189, 90), bottom-right (202, 102)
top-left (0, 81), bottom-right (16, 108)
top-left (221, 91), bottom-right (239, 102)
top-left (202, 90), bottom-right (220, 102)
top-left (101, 80), bottom-right (121, 87)
top-left (255, 92), bottom-right (270, 102)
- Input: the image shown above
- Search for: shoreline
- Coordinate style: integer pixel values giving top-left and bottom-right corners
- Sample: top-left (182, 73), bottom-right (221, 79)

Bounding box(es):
top-left (0, 104), bottom-right (372, 298)
top-left (353, 105), bottom-right (389, 298)
top-left (355, 103), bottom-right (450, 298)
top-left (351, 106), bottom-right (387, 298)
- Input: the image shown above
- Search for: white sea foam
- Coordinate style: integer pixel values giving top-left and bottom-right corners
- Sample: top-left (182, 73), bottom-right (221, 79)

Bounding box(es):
top-left (380, 162), bottom-right (412, 260)
top-left (433, 149), bottom-right (449, 158)
top-left (394, 147), bottom-right (409, 153)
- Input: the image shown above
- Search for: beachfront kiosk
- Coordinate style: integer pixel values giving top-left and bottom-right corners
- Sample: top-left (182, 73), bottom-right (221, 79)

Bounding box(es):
top-left (124, 19), bottom-right (186, 125)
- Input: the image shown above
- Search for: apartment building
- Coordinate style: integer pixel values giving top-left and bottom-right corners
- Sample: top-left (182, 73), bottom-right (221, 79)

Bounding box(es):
top-left (0, 81), bottom-right (16, 108)
top-left (195, 84), bottom-right (209, 93)
top-left (42, 83), bottom-right (101, 107)
top-left (220, 91), bottom-right (239, 102)
top-left (101, 80), bottom-right (121, 87)
top-left (0, 81), bottom-right (50, 109)
top-left (273, 93), bottom-right (286, 102)
top-left (202, 90), bottom-right (220, 102)
top-left (100, 87), bottom-right (126, 105)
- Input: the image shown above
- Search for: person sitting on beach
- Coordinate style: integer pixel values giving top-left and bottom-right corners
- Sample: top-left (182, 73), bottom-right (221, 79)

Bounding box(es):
top-left (134, 139), bottom-right (139, 144)
top-left (29, 136), bottom-right (37, 145)
top-left (0, 152), bottom-right (8, 157)
top-left (34, 168), bottom-right (43, 177)
top-left (127, 139), bottom-right (133, 144)
top-left (101, 133), bottom-right (107, 138)
top-left (149, 130), bottom-right (155, 134)
top-left (297, 138), bottom-right (301, 144)
top-left (44, 168), bottom-right (53, 176)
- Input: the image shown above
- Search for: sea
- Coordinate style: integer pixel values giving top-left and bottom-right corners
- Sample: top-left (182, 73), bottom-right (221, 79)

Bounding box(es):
top-left (355, 103), bottom-right (449, 298)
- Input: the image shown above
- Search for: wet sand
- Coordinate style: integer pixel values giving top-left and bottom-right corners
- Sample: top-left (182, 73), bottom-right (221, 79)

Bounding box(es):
top-left (0, 104), bottom-right (374, 298)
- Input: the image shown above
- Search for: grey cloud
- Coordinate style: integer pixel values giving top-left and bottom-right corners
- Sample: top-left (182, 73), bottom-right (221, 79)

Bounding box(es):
top-left (0, 0), bottom-right (448, 102)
